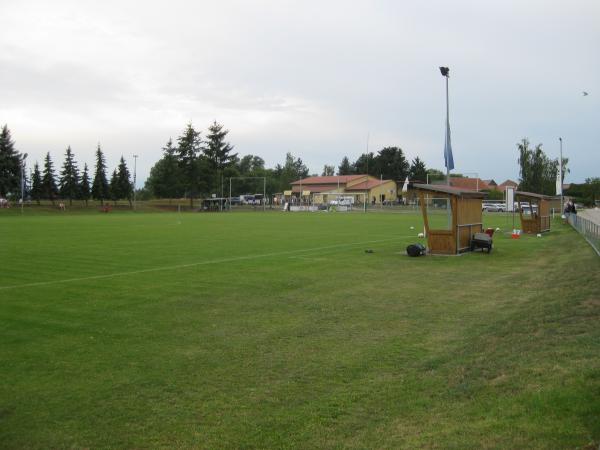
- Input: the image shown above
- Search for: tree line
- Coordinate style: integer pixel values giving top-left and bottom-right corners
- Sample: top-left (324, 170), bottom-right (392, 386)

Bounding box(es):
top-left (144, 123), bottom-right (433, 203)
top-left (32, 145), bottom-right (133, 206)
top-left (0, 124), bottom-right (133, 206)
top-left (3, 120), bottom-right (587, 207)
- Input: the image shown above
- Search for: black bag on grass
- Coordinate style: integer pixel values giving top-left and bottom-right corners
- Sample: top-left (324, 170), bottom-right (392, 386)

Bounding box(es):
top-left (406, 243), bottom-right (426, 257)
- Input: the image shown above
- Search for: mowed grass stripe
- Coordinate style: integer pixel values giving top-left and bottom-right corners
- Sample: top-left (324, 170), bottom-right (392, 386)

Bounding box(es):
top-left (0, 235), bottom-right (413, 290)
top-left (0, 212), bottom-right (418, 286)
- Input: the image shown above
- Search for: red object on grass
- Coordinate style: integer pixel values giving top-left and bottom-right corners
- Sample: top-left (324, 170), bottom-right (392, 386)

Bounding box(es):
top-left (485, 228), bottom-right (495, 237)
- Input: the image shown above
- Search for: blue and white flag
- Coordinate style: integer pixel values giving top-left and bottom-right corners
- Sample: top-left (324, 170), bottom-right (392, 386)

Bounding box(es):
top-left (444, 119), bottom-right (454, 171)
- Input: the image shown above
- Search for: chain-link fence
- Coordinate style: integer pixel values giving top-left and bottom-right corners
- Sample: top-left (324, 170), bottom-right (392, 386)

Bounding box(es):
top-left (568, 213), bottom-right (600, 256)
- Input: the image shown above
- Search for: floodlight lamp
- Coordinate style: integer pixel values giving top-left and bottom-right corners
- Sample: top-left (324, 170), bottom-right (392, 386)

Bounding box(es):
top-left (439, 66), bottom-right (449, 77)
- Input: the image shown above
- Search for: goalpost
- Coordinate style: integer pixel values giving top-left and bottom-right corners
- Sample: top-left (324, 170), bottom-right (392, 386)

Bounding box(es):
top-left (323, 192), bottom-right (366, 212)
top-left (228, 176), bottom-right (267, 212)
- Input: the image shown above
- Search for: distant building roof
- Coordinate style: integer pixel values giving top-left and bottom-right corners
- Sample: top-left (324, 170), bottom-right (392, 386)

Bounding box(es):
top-left (291, 175), bottom-right (364, 185)
top-left (448, 177), bottom-right (490, 191)
top-left (498, 179), bottom-right (519, 189)
top-left (483, 179), bottom-right (497, 186)
top-left (290, 184), bottom-right (340, 193)
top-left (346, 179), bottom-right (393, 191)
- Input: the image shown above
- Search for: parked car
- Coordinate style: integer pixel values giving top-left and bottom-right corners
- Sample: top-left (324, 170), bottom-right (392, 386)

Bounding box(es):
top-left (482, 203), bottom-right (505, 212)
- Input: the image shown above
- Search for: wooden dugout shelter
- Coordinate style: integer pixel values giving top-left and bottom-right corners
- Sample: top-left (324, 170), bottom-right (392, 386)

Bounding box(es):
top-left (515, 191), bottom-right (552, 234)
top-left (413, 183), bottom-right (485, 255)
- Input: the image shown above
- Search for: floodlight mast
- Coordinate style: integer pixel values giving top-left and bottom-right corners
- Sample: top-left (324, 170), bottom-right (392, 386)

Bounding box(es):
top-left (440, 66), bottom-right (451, 185)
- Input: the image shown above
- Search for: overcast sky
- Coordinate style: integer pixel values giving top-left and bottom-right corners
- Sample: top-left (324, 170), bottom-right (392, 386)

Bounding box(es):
top-left (1, 0), bottom-right (598, 186)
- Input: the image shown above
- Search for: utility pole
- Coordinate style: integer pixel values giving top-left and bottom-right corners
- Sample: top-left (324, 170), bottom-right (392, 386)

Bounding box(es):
top-left (21, 153), bottom-right (28, 214)
top-left (559, 137), bottom-right (564, 215)
top-left (133, 154), bottom-right (138, 210)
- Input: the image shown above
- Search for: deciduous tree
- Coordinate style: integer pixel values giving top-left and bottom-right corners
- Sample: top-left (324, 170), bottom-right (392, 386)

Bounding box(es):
top-left (517, 138), bottom-right (558, 195)
top-left (353, 152), bottom-right (376, 175)
top-left (374, 147), bottom-right (409, 180)
top-left (322, 165), bottom-right (335, 176)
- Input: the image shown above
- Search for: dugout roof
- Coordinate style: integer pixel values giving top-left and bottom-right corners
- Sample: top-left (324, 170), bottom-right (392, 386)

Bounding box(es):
top-left (412, 183), bottom-right (486, 198)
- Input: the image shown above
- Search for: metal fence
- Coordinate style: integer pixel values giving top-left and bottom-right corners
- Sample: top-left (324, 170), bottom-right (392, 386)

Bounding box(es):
top-left (568, 213), bottom-right (600, 256)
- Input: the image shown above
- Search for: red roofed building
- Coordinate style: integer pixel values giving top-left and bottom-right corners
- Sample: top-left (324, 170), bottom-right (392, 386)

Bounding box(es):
top-left (446, 177), bottom-right (490, 191)
top-left (288, 175), bottom-right (397, 204)
top-left (498, 179), bottom-right (519, 190)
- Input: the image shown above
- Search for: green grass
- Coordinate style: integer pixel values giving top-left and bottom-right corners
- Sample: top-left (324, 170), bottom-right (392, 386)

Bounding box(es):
top-left (1, 210), bottom-right (599, 449)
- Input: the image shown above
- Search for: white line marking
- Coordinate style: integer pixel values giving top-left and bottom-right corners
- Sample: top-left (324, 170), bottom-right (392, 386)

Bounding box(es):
top-left (0, 236), bottom-right (416, 290)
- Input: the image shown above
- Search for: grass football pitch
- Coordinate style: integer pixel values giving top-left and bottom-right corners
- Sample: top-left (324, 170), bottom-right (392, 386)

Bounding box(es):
top-left (1, 210), bottom-right (599, 448)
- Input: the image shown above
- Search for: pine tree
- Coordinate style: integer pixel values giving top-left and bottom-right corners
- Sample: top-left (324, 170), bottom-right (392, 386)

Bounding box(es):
top-left (374, 147), bottom-right (409, 181)
top-left (92, 144), bottom-right (109, 205)
top-left (41, 152), bottom-right (58, 204)
top-left (353, 152), bottom-right (376, 176)
top-left (146, 138), bottom-right (183, 199)
top-left (109, 169), bottom-right (119, 205)
top-left (80, 163), bottom-right (91, 206)
top-left (0, 124), bottom-right (22, 198)
top-left (204, 121), bottom-right (237, 194)
top-left (116, 156), bottom-right (133, 207)
top-left (31, 162), bottom-right (43, 204)
top-left (273, 152), bottom-right (309, 192)
top-left (337, 156), bottom-right (352, 175)
top-left (408, 157), bottom-right (427, 182)
top-left (59, 146), bottom-right (80, 205)
top-left (177, 123), bottom-right (204, 208)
